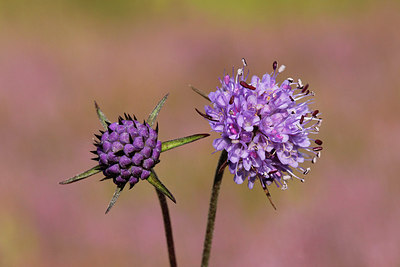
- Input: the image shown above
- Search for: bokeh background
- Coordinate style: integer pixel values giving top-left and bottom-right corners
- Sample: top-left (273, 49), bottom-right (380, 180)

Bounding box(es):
top-left (1, 0), bottom-right (399, 266)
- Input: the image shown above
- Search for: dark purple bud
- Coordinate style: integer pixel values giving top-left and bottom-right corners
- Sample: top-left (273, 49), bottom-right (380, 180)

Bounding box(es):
top-left (138, 124), bottom-right (149, 138)
top-left (116, 125), bottom-right (125, 134)
top-left (156, 141), bottom-right (162, 151)
top-left (101, 132), bottom-right (109, 142)
top-left (132, 153), bottom-right (144, 165)
top-left (143, 158), bottom-right (155, 169)
top-left (111, 142), bottom-right (123, 152)
top-left (131, 166), bottom-right (142, 177)
top-left (133, 136), bottom-right (144, 150)
top-left (123, 144), bottom-right (136, 155)
top-left (140, 170), bottom-right (151, 180)
top-left (107, 164), bottom-right (120, 175)
top-left (119, 132), bottom-right (130, 144)
top-left (129, 176), bottom-right (138, 187)
top-left (152, 148), bottom-right (160, 160)
top-left (119, 155), bottom-right (131, 168)
top-left (121, 169), bottom-right (131, 179)
top-left (99, 154), bottom-right (108, 165)
top-left (145, 137), bottom-right (157, 148)
top-left (140, 147), bottom-right (152, 158)
top-left (127, 127), bottom-right (138, 137)
top-left (115, 176), bottom-right (125, 183)
top-left (108, 132), bottom-right (119, 142)
top-left (107, 152), bottom-right (118, 163)
top-left (108, 122), bottom-right (118, 131)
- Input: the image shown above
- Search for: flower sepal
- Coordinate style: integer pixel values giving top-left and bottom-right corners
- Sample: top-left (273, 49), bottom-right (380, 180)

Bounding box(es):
top-left (59, 165), bottom-right (102, 185)
top-left (147, 170), bottom-right (176, 203)
top-left (161, 134), bottom-right (210, 153)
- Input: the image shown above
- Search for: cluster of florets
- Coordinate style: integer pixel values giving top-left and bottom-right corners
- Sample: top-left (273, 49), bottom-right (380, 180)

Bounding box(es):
top-left (93, 114), bottom-right (162, 189)
top-left (204, 61), bottom-right (323, 190)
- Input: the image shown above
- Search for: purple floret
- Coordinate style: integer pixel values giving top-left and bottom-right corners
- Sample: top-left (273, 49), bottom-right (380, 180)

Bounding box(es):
top-left (94, 116), bottom-right (161, 189)
top-left (204, 62), bottom-right (323, 190)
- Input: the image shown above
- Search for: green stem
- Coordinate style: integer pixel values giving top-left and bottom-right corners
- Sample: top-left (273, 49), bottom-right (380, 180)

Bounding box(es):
top-left (156, 189), bottom-right (177, 267)
top-left (201, 150), bottom-right (228, 267)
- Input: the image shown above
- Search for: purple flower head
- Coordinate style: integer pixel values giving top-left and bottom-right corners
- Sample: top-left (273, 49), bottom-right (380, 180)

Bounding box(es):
top-left (61, 94), bottom-right (210, 214)
top-left (94, 114), bottom-right (162, 189)
top-left (204, 61), bottom-right (323, 191)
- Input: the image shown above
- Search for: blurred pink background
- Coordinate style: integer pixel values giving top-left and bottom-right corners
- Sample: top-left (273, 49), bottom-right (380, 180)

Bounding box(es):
top-left (1, 0), bottom-right (399, 266)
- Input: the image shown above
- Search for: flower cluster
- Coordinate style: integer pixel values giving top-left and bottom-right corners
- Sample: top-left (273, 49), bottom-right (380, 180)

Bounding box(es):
top-left (93, 114), bottom-right (162, 189)
top-left (204, 61), bottom-right (323, 190)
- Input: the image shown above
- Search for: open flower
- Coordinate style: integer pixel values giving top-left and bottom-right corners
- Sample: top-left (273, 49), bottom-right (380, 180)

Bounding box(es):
top-left (60, 94), bottom-right (209, 213)
top-left (197, 61), bottom-right (323, 208)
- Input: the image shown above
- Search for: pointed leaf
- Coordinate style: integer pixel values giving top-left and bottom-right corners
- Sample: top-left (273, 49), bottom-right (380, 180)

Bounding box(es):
top-left (147, 170), bottom-right (176, 203)
top-left (94, 101), bottom-right (110, 129)
top-left (161, 133), bottom-right (209, 153)
top-left (59, 165), bottom-right (101, 185)
top-left (189, 84), bottom-right (210, 102)
top-left (105, 185), bottom-right (125, 214)
top-left (147, 93), bottom-right (169, 127)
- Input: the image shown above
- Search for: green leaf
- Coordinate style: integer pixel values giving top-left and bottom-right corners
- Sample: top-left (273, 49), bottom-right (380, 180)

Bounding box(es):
top-left (189, 84), bottom-right (210, 102)
top-left (147, 93), bottom-right (169, 127)
top-left (147, 170), bottom-right (176, 203)
top-left (94, 101), bottom-right (110, 129)
top-left (59, 165), bottom-right (101, 185)
top-left (161, 133), bottom-right (210, 153)
top-left (105, 185), bottom-right (125, 214)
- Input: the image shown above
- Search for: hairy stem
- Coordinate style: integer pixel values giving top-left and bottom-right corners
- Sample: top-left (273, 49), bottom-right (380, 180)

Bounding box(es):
top-left (201, 150), bottom-right (228, 267)
top-left (156, 189), bottom-right (177, 267)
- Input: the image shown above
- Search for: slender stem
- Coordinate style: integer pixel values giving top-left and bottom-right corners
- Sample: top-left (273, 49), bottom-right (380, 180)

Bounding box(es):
top-left (156, 189), bottom-right (177, 267)
top-left (201, 150), bottom-right (228, 267)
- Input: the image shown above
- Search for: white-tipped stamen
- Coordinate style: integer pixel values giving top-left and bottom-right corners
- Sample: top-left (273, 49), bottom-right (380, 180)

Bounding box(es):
top-left (297, 79), bottom-right (303, 88)
top-left (287, 77), bottom-right (294, 83)
top-left (281, 181), bottom-right (288, 190)
top-left (278, 65), bottom-right (286, 73)
top-left (312, 157), bottom-right (317, 164)
top-left (242, 58), bottom-right (247, 67)
top-left (303, 167), bottom-right (311, 175)
top-left (236, 68), bottom-right (243, 84)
